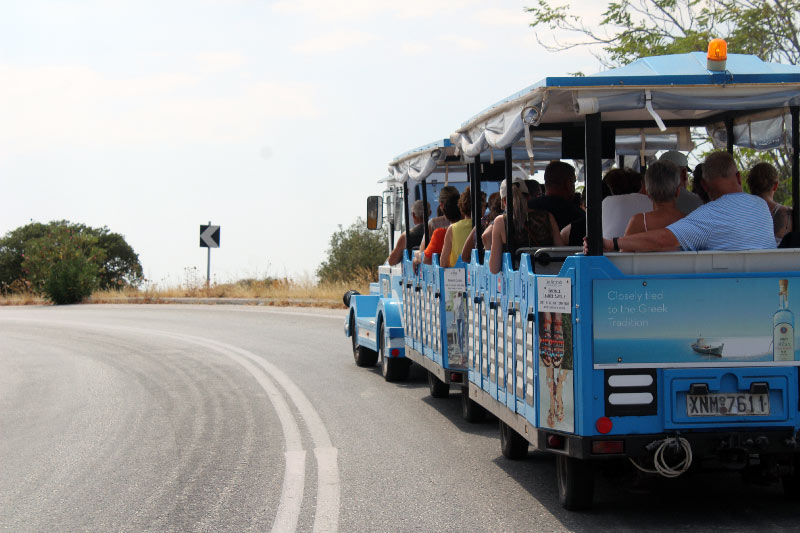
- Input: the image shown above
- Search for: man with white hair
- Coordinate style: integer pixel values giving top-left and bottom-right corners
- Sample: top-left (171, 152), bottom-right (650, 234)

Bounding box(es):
top-left (387, 200), bottom-right (430, 265)
top-left (659, 150), bottom-right (703, 214)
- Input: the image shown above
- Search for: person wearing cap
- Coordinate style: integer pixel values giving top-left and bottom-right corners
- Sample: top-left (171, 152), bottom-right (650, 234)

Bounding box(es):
top-left (458, 173), bottom-right (529, 262)
top-left (386, 199), bottom-right (430, 265)
top-left (527, 161), bottom-right (584, 230)
top-left (489, 178), bottom-right (563, 274)
top-left (587, 151), bottom-right (775, 254)
top-left (659, 150), bottom-right (703, 215)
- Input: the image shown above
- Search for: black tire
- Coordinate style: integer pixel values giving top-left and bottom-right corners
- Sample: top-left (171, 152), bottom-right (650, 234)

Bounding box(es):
top-left (380, 327), bottom-right (409, 381)
top-left (428, 371), bottom-right (450, 398)
top-left (461, 385), bottom-right (485, 422)
top-left (351, 314), bottom-right (377, 367)
top-left (556, 455), bottom-right (595, 510)
top-left (782, 456), bottom-right (800, 501)
top-left (499, 420), bottom-right (528, 460)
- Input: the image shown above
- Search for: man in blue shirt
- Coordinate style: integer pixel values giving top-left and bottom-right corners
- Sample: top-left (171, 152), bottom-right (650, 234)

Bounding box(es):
top-left (593, 151), bottom-right (776, 253)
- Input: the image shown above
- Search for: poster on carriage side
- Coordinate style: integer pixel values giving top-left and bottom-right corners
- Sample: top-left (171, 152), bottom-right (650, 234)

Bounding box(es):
top-left (444, 269), bottom-right (468, 369)
top-left (593, 277), bottom-right (800, 368)
top-left (537, 277), bottom-right (574, 432)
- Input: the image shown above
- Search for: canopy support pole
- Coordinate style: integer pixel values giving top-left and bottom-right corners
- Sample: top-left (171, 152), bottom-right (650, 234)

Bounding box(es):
top-left (403, 182), bottom-right (412, 258)
top-left (585, 112), bottom-right (604, 256)
top-left (725, 116), bottom-right (735, 153)
top-left (791, 106), bottom-right (799, 233)
top-left (474, 157), bottom-right (484, 264)
top-left (470, 159), bottom-right (484, 263)
top-left (504, 148), bottom-right (515, 260)
top-left (421, 179), bottom-right (430, 249)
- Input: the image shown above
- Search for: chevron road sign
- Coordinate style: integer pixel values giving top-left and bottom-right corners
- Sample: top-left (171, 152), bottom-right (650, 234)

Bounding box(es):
top-left (200, 225), bottom-right (220, 248)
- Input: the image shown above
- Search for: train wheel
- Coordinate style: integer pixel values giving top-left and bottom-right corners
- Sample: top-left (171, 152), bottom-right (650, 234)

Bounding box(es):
top-left (499, 420), bottom-right (528, 460)
top-left (782, 456), bottom-right (800, 501)
top-left (428, 371), bottom-right (450, 398)
top-left (556, 455), bottom-right (595, 510)
top-left (351, 315), bottom-right (377, 367)
top-left (461, 386), bottom-right (485, 422)
top-left (380, 328), bottom-right (409, 381)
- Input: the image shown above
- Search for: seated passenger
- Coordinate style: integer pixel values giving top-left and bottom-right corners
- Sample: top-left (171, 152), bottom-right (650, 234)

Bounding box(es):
top-left (414, 190), bottom-right (461, 267)
top-left (622, 160), bottom-right (684, 242)
top-left (490, 183), bottom-right (563, 274)
top-left (590, 151), bottom-right (776, 253)
top-left (440, 187), bottom-right (473, 267)
top-left (528, 161), bottom-right (583, 230)
top-left (747, 162), bottom-right (793, 244)
top-left (659, 150), bottom-right (703, 214)
top-left (481, 178), bottom-right (528, 253)
top-left (560, 189), bottom-right (588, 246)
top-left (525, 179), bottom-right (542, 201)
top-left (460, 191), bottom-right (502, 263)
top-left (386, 200), bottom-right (430, 265)
top-left (602, 168), bottom-right (652, 239)
top-left (691, 163), bottom-right (710, 204)
top-left (427, 186), bottom-right (460, 236)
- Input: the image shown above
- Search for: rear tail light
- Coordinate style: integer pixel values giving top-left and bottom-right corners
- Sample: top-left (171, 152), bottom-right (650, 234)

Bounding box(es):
top-left (592, 440), bottom-right (624, 454)
top-left (391, 348), bottom-right (400, 357)
top-left (450, 372), bottom-right (463, 383)
top-left (546, 434), bottom-right (564, 449)
top-left (596, 416), bottom-right (613, 434)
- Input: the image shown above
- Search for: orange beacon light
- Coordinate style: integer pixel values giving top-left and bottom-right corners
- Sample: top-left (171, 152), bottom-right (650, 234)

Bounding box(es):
top-left (707, 38), bottom-right (728, 71)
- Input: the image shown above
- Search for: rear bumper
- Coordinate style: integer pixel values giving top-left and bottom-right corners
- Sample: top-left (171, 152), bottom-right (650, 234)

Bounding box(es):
top-left (548, 428), bottom-right (800, 460)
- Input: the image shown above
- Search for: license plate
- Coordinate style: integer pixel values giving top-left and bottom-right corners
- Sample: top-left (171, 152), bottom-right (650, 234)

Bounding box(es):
top-left (686, 393), bottom-right (770, 417)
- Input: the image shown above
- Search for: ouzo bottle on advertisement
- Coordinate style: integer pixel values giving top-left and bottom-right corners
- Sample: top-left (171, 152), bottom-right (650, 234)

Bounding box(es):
top-left (773, 279), bottom-right (795, 361)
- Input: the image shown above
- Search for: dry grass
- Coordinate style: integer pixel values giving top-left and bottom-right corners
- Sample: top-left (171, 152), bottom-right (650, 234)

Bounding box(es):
top-left (0, 291), bottom-right (46, 306)
top-left (0, 271), bottom-right (374, 309)
top-left (93, 276), bottom-right (370, 308)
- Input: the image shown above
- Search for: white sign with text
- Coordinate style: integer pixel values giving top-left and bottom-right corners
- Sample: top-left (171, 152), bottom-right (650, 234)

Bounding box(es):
top-left (537, 277), bottom-right (572, 313)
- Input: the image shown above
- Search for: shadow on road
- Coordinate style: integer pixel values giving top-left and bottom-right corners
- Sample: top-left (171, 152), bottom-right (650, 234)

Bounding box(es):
top-left (492, 451), bottom-right (800, 531)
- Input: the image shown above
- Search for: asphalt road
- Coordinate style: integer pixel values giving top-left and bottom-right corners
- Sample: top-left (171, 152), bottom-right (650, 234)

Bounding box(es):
top-left (2, 304), bottom-right (800, 532)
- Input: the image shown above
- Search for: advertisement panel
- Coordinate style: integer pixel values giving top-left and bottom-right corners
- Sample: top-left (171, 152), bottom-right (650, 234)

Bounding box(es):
top-left (445, 269), bottom-right (467, 368)
top-left (538, 277), bottom-right (574, 432)
top-left (593, 277), bottom-right (800, 368)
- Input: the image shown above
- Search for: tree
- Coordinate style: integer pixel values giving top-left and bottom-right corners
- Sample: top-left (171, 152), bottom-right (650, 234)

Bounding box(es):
top-left (93, 230), bottom-right (144, 289)
top-left (525, 0), bottom-right (800, 202)
top-left (526, 0), bottom-right (800, 68)
top-left (23, 225), bottom-right (104, 304)
top-left (0, 222), bottom-right (49, 293)
top-left (317, 218), bottom-right (389, 284)
top-left (0, 220), bottom-right (144, 294)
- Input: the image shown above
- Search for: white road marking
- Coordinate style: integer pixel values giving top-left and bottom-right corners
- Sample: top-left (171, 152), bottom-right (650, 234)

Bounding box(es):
top-left (3, 317), bottom-right (340, 533)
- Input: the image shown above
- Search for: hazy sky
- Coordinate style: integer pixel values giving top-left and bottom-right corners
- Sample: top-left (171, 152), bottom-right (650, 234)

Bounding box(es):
top-left (0, 0), bottom-right (602, 286)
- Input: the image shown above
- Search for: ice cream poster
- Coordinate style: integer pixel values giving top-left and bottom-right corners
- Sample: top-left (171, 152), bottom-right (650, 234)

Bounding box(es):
top-left (593, 277), bottom-right (800, 368)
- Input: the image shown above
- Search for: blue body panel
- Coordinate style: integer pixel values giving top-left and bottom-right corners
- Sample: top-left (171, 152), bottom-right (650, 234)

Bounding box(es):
top-left (462, 251), bottom-right (800, 439)
top-left (345, 262), bottom-right (407, 358)
top-left (401, 252), bottom-right (468, 372)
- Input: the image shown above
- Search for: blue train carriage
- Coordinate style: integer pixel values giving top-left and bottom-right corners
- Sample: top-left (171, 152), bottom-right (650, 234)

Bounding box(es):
top-left (388, 140), bottom-right (477, 399)
top-left (344, 142), bottom-right (479, 384)
top-left (344, 177), bottom-right (411, 380)
top-left (452, 43), bottom-right (800, 509)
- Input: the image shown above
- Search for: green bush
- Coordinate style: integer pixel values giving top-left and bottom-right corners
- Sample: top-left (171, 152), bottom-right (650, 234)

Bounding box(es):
top-left (0, 220), bottom-right (143, 295)
top-left (22, 226), bottom-right (104, 304)
top-left (317, 218), bottom-right (388, 284)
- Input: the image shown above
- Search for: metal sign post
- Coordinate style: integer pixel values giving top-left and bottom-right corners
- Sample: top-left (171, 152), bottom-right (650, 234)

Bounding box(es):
top-left (199, 221), bottom-right (220, 288)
